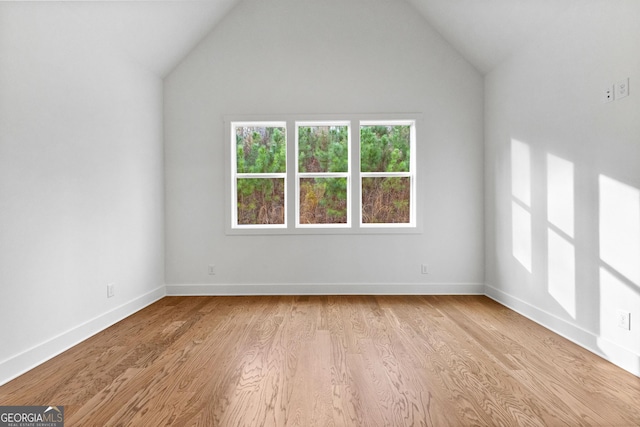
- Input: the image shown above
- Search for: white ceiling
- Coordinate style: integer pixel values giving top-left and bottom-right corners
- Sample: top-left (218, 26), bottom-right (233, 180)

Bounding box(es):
top-left (6, 0), bottom-right (588, 76)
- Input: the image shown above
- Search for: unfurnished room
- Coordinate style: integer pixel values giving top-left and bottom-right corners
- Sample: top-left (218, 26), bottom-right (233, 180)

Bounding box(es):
top-left (0, 0), bottom-right (639, 425)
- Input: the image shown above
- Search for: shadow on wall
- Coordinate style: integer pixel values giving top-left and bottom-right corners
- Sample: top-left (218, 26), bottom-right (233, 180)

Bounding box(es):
top-left (509, 139), bottom-right (640, 374)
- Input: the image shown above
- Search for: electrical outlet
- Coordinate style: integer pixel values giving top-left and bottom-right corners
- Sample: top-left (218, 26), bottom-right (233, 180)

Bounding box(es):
top-left (208, 264), bottom-right (216, 275)
top-left (107, 283), bottom-right (115, 298)
top-left (616, 78), bottom-right (629, 99)
top-left (421, 264), bottom-right (429, 274)
top-left (603, 85), bottom-right (615, 103)
top-left (617, 309), bottom-right (631, 330)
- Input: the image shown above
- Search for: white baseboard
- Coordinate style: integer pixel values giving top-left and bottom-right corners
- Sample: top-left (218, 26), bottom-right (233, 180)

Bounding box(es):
top-left (485, 284), bottom-right (640, 377)
top-left (0, 286), bottom-right (166, 387)
top-left (165, 282), bottom-right (485, 296)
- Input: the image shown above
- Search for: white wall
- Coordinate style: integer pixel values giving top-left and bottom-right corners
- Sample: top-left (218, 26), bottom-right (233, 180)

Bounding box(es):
top-left (485, 1), bottom-right (640, 376)
top-left (0, 3), bottom-right (165, 384)
top-left (164, 0), bottom-right (484, 294)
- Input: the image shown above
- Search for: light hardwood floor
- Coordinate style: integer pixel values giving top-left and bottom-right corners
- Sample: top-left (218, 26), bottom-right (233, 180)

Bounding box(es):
top-left (1, 296), bottom-right (639, 426)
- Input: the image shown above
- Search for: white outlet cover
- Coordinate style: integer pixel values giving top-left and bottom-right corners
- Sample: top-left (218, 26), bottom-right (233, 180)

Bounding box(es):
top-left (616, 78), bottom-right (629, 99)
top-left (617, 309), bottom-right (631, 330)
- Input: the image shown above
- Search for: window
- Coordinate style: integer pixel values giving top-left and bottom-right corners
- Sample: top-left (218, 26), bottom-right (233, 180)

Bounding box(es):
top-left (360, 121), bottom-right (415, 227)
top-left (227, 115), bottom-right (419, 233)
top-left (296, 122), bottom-right (350, 227)
top-left (232, 122), bottom-right (287, 228)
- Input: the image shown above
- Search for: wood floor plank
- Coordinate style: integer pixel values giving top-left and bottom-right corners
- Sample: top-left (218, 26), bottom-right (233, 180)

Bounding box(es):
top-left (426, 297), bottom-right (604, 426)
top-left (1, 295), bottom-right (639, 426)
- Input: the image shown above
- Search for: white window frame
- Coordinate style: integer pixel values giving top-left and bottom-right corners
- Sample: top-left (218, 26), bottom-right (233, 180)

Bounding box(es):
top-left (225, 114), bottom-right (422, 235)
top-left (359, 120), bottom-right (417, 228)
top-left (295, 121), bottom-right (351, 228)
top-left (230, 121), bottom-right (288, 229)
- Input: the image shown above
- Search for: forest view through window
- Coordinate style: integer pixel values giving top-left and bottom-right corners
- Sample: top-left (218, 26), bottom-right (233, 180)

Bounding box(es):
top-left (230, 117), bottom-right (416, 231)
top-left (233, 122), bottom-right (286, 226)
top-left (297, 123), bottom-right (350, 226)
top-left (360, 122), bottom-right (412, 224)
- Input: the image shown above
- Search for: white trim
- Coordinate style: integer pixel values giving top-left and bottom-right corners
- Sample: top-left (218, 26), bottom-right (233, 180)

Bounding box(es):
top-left (485, 283), bottom-right (640, 377)
top-left (360, 119), bottom-right (417, 127)
top-left (360, 172), bottom-right (412, 177)
top-left (298, 173), bottom-right (349, 178)
top-left (166, 282), bottom-right (485, 296)
top-left (225, 113), bottom-right (423, 235)
top-left (237, 173), bottom-right (286, 179)
top-left (231, 121), bottom-right (287, 128)
top-left (296, 120), bottom-right (351, 128)
top-left (0, 286), bottom-right (166, 387)
top-left (230, 121), bottom-right (288, 229)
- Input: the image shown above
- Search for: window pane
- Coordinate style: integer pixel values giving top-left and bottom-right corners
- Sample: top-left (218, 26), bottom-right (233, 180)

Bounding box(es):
top-left (360, 125), bottom-right (411, 172)
top-left (362, 177), bottom-right (410, 223)
top-left (300, 178), bottom-right (347, 224)
top-left (237, 178), bottom-right (285, 225)
top-left (236, 126), bottom-right (286, 173)
top-left (298, 125), bottom-right (348, 173)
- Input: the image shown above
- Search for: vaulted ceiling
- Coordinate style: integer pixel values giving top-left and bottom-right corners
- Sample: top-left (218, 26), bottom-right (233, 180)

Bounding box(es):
top-left (20, 0), bottom-right (238, 77)
top-left (405, 0), bottom-right (581, 74)
top-left (2, 0), bottom-right (590, 76)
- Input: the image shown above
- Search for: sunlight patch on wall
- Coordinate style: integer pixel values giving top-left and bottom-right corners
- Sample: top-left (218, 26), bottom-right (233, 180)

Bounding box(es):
top-left (512, 201), bottom-right (532, 272)
top-left (548, 229), bottom-right (576, 317)
top-left (511, 139), bottom-right (531, 205)
top-left (599, 175), bottom-right (640, 286)
top-left (511, 139), bottom-right (532, 273)
top-left (547, 154), bottom-right (574, 238)
top-left (546, 154), bottom-right (575, 318)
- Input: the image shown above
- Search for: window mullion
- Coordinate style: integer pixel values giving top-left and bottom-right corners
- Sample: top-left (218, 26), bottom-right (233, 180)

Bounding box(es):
top-left (286, 121), bottom-right (296, 230)
top-left (298, 172), bottom-right (348, 178)
top-left (351, 123), bottom-right (361, 230)
top-left (237, 173), bottom-right (287, 179)
top-left (360, 172), bottom-right (411, 178)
